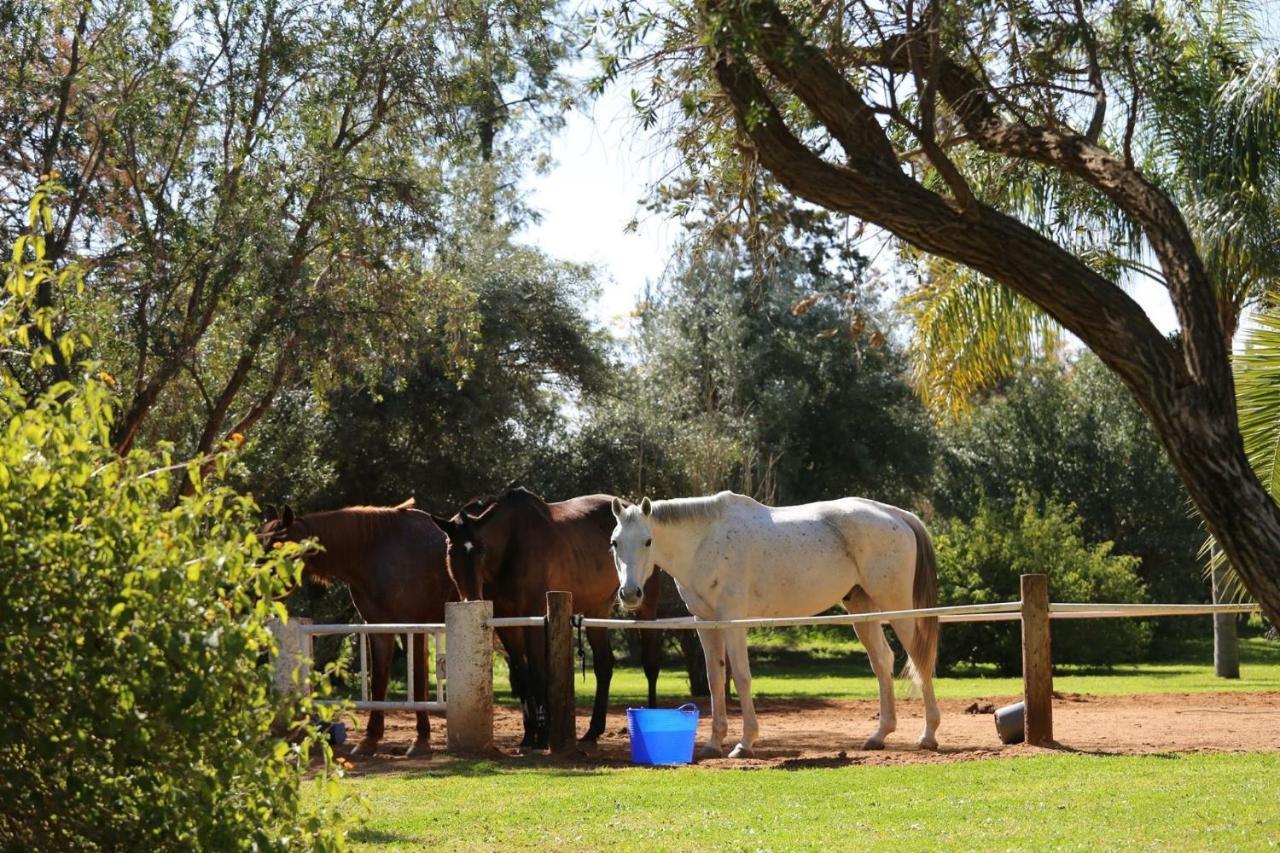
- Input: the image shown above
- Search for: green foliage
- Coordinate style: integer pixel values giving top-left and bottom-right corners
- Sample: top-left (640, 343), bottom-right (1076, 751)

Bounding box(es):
top-left (542, 245), bottom-right (934, 506)
top-left (0, 0), bottom-right (580, 459)
top-left (933, 353), bottom-right (1206, 618)
top-left (0, 188), bottom-right (346, 848)
top-left (1213, 284), bottom-right (1280, 590)
top-left (935, 493), bottom-right (1151, 672)
top-left (1235, 290), bottom-right (1280, 501)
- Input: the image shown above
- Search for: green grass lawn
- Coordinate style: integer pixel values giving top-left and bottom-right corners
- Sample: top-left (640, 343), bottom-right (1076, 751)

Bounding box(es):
top-left (319, 752), bottom-right (1280, 849)
top-left (318, 633), bottom-right (1280, 849)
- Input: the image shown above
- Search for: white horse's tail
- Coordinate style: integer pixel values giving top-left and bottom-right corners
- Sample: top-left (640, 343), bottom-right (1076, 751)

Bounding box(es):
top-left (899, 513), bottom-right (939, 689)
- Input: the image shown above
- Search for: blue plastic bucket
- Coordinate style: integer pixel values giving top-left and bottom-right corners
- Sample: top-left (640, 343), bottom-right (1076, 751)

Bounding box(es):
top-left (627, 704), bottom-right (700, 766)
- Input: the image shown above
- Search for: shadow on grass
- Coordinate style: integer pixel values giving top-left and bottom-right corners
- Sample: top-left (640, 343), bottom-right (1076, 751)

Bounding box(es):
top-left (344, 752), bottom-right (623, 781)
top-left (348, 827), bottom-right (417, 845)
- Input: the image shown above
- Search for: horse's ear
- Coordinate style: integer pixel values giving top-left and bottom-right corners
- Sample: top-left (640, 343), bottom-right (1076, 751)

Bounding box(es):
top-left (281, 505), bottom-right (295, 527)
top-left (640, 497), bottom-right (652, 517)
top-left (611, 497), bottom-right (624, 519)
top-left (467, 501), bottom-right (497, 523)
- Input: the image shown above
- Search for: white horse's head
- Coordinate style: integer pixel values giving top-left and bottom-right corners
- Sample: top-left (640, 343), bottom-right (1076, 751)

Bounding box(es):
top-left (610, 496), bottom-right (654, 611)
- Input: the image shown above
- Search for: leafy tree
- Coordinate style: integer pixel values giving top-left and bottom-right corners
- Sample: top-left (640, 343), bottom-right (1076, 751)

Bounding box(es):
top-left (244, 231), bottom-right (608, 513)
top-left (596, 0), bottom-right (1280, 625)
top-left (544, 244), bottom-right (934, 506)
top-left (1, 0), bottom-right (577, 463)
top-left (0, 186), bottom-right (345, 848)
top-left (934, 353), bottom-right (1205, 615)
top-left (935, 493), bottom-right (1151, 672)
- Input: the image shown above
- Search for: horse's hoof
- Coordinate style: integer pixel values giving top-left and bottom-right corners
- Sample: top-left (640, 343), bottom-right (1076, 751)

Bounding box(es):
top-left (577, 737), bottom-right (600, 753)
top-left (697, 745), bottom-right (724, 759)
top-left (351, 738), bottom-right (379, 757)
top-left (728, 743), bottom-right (754, 759)
top-left (918, 735), bottom-right (939, 751)
top-left (861, 737), bottom-right (885, 751)
top-left (406, 739), bottom-right (433, 758)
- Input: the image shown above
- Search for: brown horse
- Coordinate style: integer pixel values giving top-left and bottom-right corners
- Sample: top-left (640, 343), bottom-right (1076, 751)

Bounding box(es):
top-left (261, 499), bottom-right (454, 756)
top-left (432, 488), bottom-right (663, 749)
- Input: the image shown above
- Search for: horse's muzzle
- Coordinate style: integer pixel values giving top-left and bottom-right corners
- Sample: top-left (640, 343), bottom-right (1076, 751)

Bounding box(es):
top-left (618, 586), bottom-right (644, 610)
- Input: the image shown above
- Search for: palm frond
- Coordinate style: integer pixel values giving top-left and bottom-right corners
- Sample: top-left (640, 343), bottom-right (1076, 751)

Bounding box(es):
top-left (902, 259), bottom-right (1060, 420)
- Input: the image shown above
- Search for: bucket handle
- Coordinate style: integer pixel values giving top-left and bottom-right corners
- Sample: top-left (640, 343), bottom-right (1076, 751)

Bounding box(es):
top-left (677, 703), bottom-right (698, 714)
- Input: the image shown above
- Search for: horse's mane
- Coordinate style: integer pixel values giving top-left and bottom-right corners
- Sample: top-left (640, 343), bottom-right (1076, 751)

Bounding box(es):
top-left (650, 491), bottom-right (736, 524)
top-left (296, 499), bottom-right (419, 582)
top-left (461, 486), bottom-right (545, 518)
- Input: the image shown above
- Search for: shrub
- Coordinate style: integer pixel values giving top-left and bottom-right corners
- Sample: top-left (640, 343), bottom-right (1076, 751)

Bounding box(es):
top-left (935, 492), bottom-right (1152, 673)
top-left (0, 185), bottom-right (347, 849)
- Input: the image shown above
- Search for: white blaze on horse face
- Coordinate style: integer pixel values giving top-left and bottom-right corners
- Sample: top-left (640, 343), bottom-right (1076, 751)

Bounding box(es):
top-left (611, 506), bottom-right (654, 611)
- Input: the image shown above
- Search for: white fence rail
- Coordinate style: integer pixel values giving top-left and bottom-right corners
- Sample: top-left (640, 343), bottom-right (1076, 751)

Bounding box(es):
top-left (271, 584), bottom-right (1266, 754)
top-left (274, 620), bottom-right (447, 712)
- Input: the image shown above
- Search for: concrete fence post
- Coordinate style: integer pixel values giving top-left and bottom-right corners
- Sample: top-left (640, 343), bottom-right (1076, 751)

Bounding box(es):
top-left (546, 591), bottom-right (576, 754)
top-left (446, 600), bottom-right (494, 753)
top-left (1212, 563), bottom-right (1240, 679)
top-left (1020, 574), bottom-right (1054, 746)
top-left (268, 616), bottom-right (311, 697)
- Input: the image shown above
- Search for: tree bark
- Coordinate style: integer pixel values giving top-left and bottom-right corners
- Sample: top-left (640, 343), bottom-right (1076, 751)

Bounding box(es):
top-left (697, 0), bottom-right (1280, 627)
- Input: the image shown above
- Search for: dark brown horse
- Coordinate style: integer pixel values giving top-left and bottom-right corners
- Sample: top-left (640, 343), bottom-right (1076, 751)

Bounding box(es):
top-left (432, 488), bottom-right (662, 749)
top-left (261, 499), bottom-right (454, 756)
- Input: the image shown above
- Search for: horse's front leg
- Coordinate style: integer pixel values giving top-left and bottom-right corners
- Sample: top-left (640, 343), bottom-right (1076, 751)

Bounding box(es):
top-left (695, 627), bottom-right (728, 758)
top-left (640, 629), bottom-right (661, 709)
top-left (496, 627), bottom-right (535, 749)
top-left (353, 633), bottom-right (394, 756)
top-left (407, 632), bottom-right (432, 757)
top-left (582, 626), bottom-right (613, 744)
top-left (524, 625), bottom-right (551, 750)
top-left (723, 627), bottom-right (758, 758)
top-left (639, 574), bottom-right (663, 708)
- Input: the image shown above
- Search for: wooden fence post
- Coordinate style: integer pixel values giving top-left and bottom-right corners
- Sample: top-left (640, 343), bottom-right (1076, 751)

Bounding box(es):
top-left (1020, 574), bottom-right (1054, 746)
top-left (546, 591), bottom-right (576, 754)
top-left (446, 600), bottom-right (494, 753)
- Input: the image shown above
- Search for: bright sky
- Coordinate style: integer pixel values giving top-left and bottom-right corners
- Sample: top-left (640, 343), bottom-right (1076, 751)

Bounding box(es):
top-left (520, 80), bottom-right (1182, 339)
top-left (521, 83), bottom-right (682, 336)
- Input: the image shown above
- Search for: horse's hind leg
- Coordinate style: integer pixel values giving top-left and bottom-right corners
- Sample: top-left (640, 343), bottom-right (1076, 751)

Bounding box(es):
top-left (407, 632), bottom-right (432, 757)
top-left (582, 626), bottom-right (613, 744)
top-left (695, 627), bottom-right (728, 758)
top-left (354, 633), bottom-right (394, 756)
top-left (723, 627), bottom-right (758, 759)
top-left (847, 589), bottom-right (897, 750)
top-left (890, 617), bottom-right (941, 750)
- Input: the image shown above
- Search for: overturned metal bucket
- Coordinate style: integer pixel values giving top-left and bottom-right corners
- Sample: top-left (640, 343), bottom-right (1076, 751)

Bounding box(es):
top-left (994, 701), bottom-right (1025, 744)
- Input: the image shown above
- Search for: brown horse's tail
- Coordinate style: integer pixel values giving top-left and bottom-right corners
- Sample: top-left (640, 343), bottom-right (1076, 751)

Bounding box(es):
top-left (902, 513), bottom-right (939, 686)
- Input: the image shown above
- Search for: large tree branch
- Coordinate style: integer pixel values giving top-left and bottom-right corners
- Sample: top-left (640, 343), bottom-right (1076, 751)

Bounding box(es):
top-left (704, 3), bottom-right (1181, 401)
top-left (856, 29), bottom-right (1231, 399)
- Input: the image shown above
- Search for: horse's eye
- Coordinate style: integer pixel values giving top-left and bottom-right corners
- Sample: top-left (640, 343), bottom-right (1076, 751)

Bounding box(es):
top-left (608, 540), bottom-right (616, 550)
top-left (644, 538), bottom-right (652, 547)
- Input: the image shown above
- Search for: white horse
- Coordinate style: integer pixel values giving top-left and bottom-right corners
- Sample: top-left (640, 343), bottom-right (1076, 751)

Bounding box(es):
top-left (610, 491), bottom-right (940, 758)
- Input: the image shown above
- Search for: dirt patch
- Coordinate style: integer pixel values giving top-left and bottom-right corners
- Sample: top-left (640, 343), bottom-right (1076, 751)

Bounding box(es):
top-left (330, 692), bottom-right (1280, 775)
